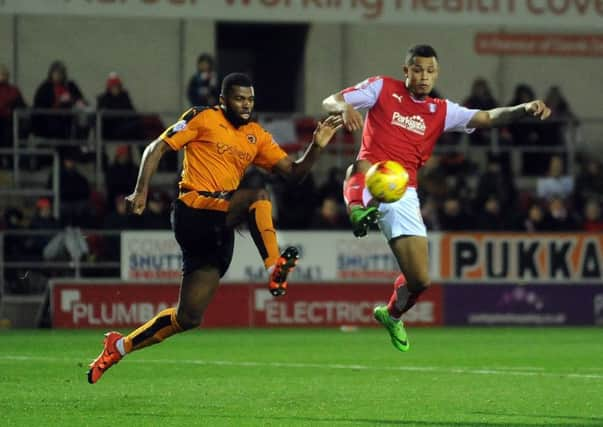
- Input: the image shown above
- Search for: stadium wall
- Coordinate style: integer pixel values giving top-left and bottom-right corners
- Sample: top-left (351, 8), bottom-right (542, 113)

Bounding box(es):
top-left (10, 15), bottom-right (216, 116)
top-left (3, 14), bottom-right (601, 127)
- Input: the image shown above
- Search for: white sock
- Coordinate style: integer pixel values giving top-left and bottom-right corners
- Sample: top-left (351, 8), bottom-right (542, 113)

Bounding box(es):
top-left (115, 338), bottom-right (126, 356)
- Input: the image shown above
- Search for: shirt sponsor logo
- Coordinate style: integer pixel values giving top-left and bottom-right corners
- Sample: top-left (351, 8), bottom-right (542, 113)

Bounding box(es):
top-left (216, 142), bottom-right (253, 161)
top-left (391, 112), bottom-right (426, 135)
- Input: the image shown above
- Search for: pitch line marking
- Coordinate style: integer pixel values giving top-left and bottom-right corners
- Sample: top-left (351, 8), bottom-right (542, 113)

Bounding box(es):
top-left (1, 355), bottom-right (602, 380)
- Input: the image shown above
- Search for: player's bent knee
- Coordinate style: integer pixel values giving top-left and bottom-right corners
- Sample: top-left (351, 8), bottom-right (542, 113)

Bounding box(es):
top-left (254, 188), bottom-right (270, 201)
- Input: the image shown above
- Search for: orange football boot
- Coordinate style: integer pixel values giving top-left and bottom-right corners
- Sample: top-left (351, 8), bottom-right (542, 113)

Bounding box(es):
top-left (87, 331), bottom-right (124, 384)
top-left (268, 246), bottom-right (299, 297)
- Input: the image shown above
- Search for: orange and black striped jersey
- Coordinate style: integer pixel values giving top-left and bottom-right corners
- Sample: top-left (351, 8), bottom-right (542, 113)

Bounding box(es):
top-left (160, 107), bottom-right (288, 211)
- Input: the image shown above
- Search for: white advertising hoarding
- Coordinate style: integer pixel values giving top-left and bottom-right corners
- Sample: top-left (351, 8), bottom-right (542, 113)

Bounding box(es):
top-left (121, 230), bottom-right (442, 282)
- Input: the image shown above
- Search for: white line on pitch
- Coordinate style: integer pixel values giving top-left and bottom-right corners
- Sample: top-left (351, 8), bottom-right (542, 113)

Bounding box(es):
top-left (0, 355), bottom-right (601, 380)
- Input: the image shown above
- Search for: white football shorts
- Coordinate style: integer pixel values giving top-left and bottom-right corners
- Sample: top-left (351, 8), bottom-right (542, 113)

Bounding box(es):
top-left (363, 186), bottom-right (427, 240)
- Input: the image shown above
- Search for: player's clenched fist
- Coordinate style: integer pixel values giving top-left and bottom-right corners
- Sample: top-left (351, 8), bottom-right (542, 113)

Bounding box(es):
top-left (125, 192), bottom-right (147, 215)
top-left (524, 100), bottom-right (551, 120)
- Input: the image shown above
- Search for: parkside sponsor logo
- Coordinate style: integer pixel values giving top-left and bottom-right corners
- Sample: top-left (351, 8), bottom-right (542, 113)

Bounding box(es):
top-left (59, 289), bottom-right (176, 326)
top-left (391, 112), bottom-right (426, 135)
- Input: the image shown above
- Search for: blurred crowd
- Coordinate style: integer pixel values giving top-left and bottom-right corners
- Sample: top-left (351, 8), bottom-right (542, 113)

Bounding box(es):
top-left (0, 56), bottom-right (601, 263)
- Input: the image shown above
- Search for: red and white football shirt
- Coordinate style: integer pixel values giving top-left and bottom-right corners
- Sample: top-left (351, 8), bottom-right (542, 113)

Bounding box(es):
top-left (342, 76), bottom-right (478, 187)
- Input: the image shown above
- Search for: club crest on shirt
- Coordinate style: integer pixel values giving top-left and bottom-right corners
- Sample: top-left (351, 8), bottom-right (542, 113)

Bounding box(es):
top-left (429, 103), bottom-right (437, 113)
top-left (391, 112), bottom-right (426, 135)
top-left (247, 135), bottom-right (257, 144)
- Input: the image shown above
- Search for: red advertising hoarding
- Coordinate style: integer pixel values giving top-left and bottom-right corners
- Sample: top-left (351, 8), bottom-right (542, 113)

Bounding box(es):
top-left (50, 281), bottom-right (443, 328)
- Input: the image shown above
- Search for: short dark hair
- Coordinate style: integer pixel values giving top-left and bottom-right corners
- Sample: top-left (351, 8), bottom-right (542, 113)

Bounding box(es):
top-left (221, 73), bottom-right (253, 97)
top-left (405, 45), bottom-right (438, 65)
top-left (197, 53), bottom-right (214, 67)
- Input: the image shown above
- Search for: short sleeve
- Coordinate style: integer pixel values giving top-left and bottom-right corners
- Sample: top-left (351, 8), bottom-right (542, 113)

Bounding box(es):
top-left (444, 100), bottom-right (479, 133)
top-left (160, 108), bottom-right (205, 151)
top-left (341, 76), bottom-right (384, 110)
top-left (253, 129), bottom-right (288, 171)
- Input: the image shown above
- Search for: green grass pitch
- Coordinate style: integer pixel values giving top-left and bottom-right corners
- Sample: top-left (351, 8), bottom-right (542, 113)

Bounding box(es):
top-left (1, 328), bottom-right (602, 426)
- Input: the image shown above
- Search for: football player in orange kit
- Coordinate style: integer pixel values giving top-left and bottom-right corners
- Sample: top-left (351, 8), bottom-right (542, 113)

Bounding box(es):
top-left (87, 73), bottom-right (342, 383)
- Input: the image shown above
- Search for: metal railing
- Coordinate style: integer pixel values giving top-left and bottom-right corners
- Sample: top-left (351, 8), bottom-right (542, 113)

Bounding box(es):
top-left (5, 108), bottom-right (600, 200)
top-left (0, 229), bottom-right (122, 297)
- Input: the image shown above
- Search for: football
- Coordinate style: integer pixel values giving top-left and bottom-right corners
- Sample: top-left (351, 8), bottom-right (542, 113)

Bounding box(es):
top-left (365, 160), bottom-right (409, 203)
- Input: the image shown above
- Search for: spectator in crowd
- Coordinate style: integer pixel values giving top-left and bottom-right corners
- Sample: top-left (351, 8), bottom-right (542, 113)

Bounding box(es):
top-left (536, 154), bottom-right (574, 201)
top-left (475, 154), bottom-right (517, 212)
top-left (28, 198), bottom-right (61, 257)
top-left (2, 206), bottom-right (33, 291)
top-left (310, 196), bottom-right (349, 229)
top-left (103, 195), bottom-right (134, 260)
top-left (32, 60), bottom-right (89, 140)
top-left (507, 84), bottom-right (545, 175)
top-left (420, 198), bottom-right (440, 231)
top-left (522, 203), bottom-right (546, 232)
top-left (140, 190), bottom-right (170, 229)
top-left (318, 166), bottom-right (346, 204)
top-left (541, 197), bottom-right (578, 231)
top-left (418, 155), bottom-right (448, 201)
top-left (27, 197), bottom-right (88, 265)
top-left (475, 196), bottom-right (513, 231)
top-left (275, 169), bottom-right (319, 229)
top-left (0, 64), bottom-right (26, 167)
top-left (575, 157), bottom-right (603, 209)
top-left (3, 206), bottom-right (28, 261)
top-left (187, 53), bottom-right (218, 107)
top-left (97, 72), bottom-right (143, 141)
top-left (463, 77), bottom-right (498, 146)
top-left (540, 85), bottom-right (579, 147)
top-left (438, 195), bottom-right (474, 231)
top-left (105, 144), bottom-right (138, 212)
top-left (52, 151), bottom-right (91, 226)
top-left (104, 195), bottom-right (134, 230)
top-left (582, 199), bottom-right (603, 232)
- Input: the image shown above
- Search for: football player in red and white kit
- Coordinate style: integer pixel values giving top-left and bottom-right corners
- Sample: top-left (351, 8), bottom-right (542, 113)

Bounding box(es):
top-left (323, 45), bottom-right (551, 352)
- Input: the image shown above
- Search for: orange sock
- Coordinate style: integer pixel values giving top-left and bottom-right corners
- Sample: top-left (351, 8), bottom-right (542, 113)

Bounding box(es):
top-left (248, 199), bottom-right (280, 268)
top-left (123, 307), bottom-right (182, 353)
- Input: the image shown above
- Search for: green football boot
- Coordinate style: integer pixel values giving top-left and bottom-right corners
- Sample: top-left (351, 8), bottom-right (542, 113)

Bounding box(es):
top-left (349, 205), bottom-right (380, 238)
top-left (373, 305), bottom-right (410, 352)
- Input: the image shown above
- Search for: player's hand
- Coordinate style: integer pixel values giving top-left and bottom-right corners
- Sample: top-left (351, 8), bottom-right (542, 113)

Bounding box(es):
top-left (125, 191), bottom-right (147, 215)
top-left (524, 100), bottom-right (551, 120)
top-left (313, 114), bottom-right (344, 148)
top-left (343, 104), bottom-right (364, 132)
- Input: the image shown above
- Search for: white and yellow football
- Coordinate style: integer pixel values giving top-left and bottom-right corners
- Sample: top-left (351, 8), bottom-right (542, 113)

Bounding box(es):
top-left (365, 160), bottom-right (409, 203)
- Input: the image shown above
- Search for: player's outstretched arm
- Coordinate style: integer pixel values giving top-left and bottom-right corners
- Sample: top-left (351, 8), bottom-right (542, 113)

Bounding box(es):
top-left (125, 138), bottom-right (171, 215)
top-left (272, 115), bottom-right (343, 182)
top-left (468, 100), bottom-right (551, 129)
top-left (322, 93), bottom-right (364, 132)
